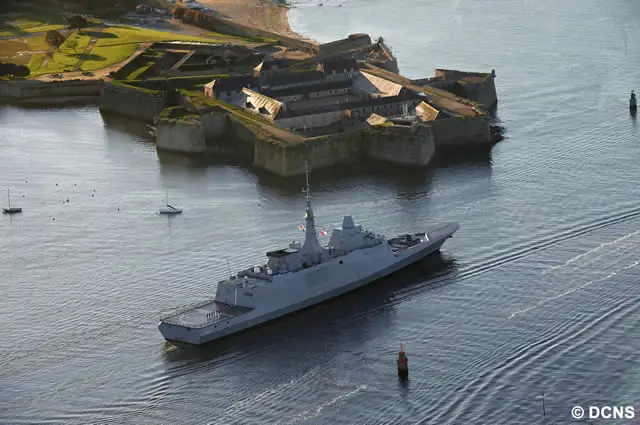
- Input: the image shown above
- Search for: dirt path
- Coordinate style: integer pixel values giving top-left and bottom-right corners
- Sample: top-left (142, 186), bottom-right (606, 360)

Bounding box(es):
top-left (39, 51), bottom-right (52, 69)
top-left (73, 30), bottom-right (101, 72)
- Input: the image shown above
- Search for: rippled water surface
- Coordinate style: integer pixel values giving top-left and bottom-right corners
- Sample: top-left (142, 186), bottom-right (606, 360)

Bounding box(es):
top-left (2, 0), bottom-right (640, 423)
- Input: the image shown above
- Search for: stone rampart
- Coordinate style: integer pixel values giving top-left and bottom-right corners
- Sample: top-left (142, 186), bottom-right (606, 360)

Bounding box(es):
top-left (0, 79), bottom-right (101, 101)
top-left (99, 82), bottom-right (170, 122)
top-left (290, 130), bottom-right (364, 175)
top-left (317, 34), bottom-right (372, 58)
top-left (157, 117), bottom-right (207, 153)
top-left (252, 123), bottom-right (440, 177)
top-left (253, 139), bottom-right (291, 176)
top-left (457, 76), bottom-right (498, 110)
top-left (253, 129), bottom-right (363, 177)
top-left (430, 116), bottom-right (491, 148)
top-left (367, 124), bottom-right (435, 165)
top-left (112, 50), bottom-right (147, 80)
top-left (175, 8), bottom-right (317, 52)
top-left (150, 85), bottom-right (493, 177)
top-left (156, 103), bottom-right (262, 157)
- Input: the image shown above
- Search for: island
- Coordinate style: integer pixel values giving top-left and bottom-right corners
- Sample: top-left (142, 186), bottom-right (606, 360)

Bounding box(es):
top-left (0, 0), bottom-right (501, 177)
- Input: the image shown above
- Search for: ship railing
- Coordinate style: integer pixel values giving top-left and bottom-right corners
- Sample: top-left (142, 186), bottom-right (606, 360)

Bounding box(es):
top-left (158, 298), bottom-right (216, 321)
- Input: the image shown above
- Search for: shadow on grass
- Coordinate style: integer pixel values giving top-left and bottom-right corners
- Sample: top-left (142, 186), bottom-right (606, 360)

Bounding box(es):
top-left (0, 24), bottom-right (29, 37)
top-left (80, 30), bottom-right (117, 39)
top-left (75, 53), bottom-right (106, 62)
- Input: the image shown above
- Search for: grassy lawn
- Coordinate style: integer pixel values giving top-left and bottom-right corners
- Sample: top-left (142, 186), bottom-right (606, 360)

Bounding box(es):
top-left (46, 31), bottom-right (92, 72)
top-left (94, 26), bottom-right (231, 47)
top-left (1, 15), bottom-right (264, 77)
top-left (26, 30), bottom-right (92, 76)
top-left (81, 43), bottom-right (138, 71)
top-left (0, 12), bottom-right (66, 37)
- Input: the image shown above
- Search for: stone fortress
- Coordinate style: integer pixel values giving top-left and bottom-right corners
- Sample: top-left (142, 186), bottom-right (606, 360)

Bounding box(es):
top-left (149, 34), bottom-right (500, 176)
top-left (0, 30), bottom-right (500, 177)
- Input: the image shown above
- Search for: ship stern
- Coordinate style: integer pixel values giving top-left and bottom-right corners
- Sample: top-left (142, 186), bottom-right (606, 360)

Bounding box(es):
top-left (158, 321), bottom-right (203, 345)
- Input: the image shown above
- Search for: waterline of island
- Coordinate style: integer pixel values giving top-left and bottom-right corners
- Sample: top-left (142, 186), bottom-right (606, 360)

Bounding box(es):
top-left (0, 2), bottom-right (501, 178)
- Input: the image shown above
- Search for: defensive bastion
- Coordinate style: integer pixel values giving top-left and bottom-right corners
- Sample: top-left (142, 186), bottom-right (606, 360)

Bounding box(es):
top-left (0, 31), bottom-right (500, 177)
top-left (138, 35), bottom-right (500, 177)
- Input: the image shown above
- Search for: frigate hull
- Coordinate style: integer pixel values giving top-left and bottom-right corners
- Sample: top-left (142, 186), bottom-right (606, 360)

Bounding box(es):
top-left (158, 223), bottom-right (457, 345)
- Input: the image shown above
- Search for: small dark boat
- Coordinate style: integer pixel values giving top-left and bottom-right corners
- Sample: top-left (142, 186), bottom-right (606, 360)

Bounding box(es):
top-left (2, 188), bottom-right (22, 214)
top-left (630, 90), bottom-right (637, 111)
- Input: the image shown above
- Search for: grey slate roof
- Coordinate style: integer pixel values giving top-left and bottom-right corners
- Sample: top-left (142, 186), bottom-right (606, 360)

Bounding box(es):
top-left (262, 70), bottom-right (325, 87)
top-left (254, 58), bottom-right (290, 73)
top-left (277, 91), bottom-right (420, 119)
top-left (210, 75), bottom-right (259, 94)
top-left (261, 79), bottom-right (352, 98)
top-left (319, 57), bottom-right (359, 75)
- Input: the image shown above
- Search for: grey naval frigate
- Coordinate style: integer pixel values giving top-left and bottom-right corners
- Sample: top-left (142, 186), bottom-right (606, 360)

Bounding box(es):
top-left (158, 162), bottom-right (459, 345)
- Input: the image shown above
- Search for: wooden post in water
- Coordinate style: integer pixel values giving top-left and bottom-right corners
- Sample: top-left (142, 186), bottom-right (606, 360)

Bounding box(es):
top-left (397, 344), bottom-right (408, 379)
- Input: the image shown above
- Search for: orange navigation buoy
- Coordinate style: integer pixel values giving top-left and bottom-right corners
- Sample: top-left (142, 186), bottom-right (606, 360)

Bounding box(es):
top-left (397, 344), bottom-right (408, 379)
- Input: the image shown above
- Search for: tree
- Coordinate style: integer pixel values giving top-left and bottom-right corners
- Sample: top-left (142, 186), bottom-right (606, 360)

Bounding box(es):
top-left (171, 5), bottom-right (186, 20)
top-left (45, 30), bottom-right (66, 52)
top-left (67, 38), bottom-right (79, 55)
top-left (182, 9), bottom-right (197, 24)
top-left (0, 62), bottom-right (30, 78)
top-left (67, 15), bottom-right (88, 32)
top-left (13, 64), bottom-right (29, 77)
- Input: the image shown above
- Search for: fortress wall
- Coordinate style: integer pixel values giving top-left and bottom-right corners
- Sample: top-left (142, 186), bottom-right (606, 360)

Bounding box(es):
top-left (176, 9), bottom-right (316, 52)
top-left (225, 115), bottom-right (259, 157)
top-left (413, 78), bottom-right (457, 91)
top-left (199, 111), bottom-right (227, 139)
top-left (317, 34), bottom-right (372, 58)
top-left (372, 41), bottom-right (399, 73)
top-left (156, 117), bottom-right (208, 153)
top-left (366, 124), bottom-right (435, 165)
top-left (430, 116), bottom-right (491, 148)
top-left (294, 130), bottom-right (364, 173)
top-left (100, 82), bottom-right (170, 122)
top-left (435, 69), bottom-right (490, 79)
top-left (0, 79), bottom-right (101, 100)
top-left (276, 110), bottom-right (345, 130)
top-left (253, 139), bottom-right (290, 176)
top-left (457, 76), bottom-right (498, 110)
top-left (111, 50), bottom-right (147, 80)
top-left (253, 130), bottom-right (364, 177)
top-left (156, 106), bottom-right (260, 157)
top-left (371, 57), bottom-right (399, 74)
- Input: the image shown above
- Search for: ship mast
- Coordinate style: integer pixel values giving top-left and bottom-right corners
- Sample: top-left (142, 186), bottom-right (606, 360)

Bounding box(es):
top-left (304, 160), bottom-right (312, 216)
top-left (300, 160), bottom-right (325, 263)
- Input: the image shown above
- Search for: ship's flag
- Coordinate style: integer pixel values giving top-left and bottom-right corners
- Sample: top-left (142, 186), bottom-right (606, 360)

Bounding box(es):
top-left (319, 228), bottom-right (328, 236)
top-left (299, 224), bottom-right (305, 232)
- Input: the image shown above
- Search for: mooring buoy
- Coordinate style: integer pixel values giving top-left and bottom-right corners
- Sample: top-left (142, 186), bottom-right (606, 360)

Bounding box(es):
top-left (397, 344), bottom-right (408, 379)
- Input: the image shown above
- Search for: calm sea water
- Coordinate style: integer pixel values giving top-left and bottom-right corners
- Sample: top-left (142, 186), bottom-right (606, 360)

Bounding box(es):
top-left (2, 0), bottom-right (640, 423)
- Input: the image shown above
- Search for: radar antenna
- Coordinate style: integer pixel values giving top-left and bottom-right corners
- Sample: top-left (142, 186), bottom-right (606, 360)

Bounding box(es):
top-left (299, 159), bottom-right (325, 261)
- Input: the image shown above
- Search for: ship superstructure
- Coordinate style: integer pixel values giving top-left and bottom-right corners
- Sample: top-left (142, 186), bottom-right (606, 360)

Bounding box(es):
top-left (158, 162), bottom-right (459, 345)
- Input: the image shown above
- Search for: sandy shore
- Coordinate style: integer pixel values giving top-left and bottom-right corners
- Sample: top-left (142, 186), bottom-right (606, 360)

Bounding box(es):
top-left (198, 0), bottom-right (313, 42)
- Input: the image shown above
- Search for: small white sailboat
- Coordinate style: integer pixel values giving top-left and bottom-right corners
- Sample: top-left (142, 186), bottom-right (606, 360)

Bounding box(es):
top-left (2, 188), bottom-right (22, 214)
top-left (158, 187), bottom-right (182, 215)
